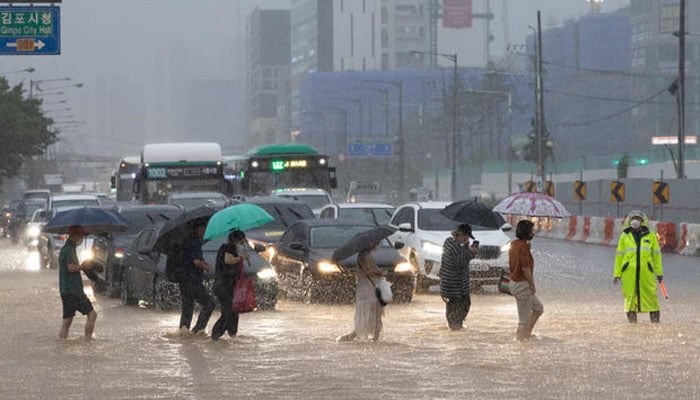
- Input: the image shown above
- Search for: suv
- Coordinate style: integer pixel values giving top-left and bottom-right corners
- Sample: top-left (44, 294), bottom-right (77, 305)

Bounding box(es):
top-left (387, 201), bottom-right (512, 292)
top-left (271, 188), bottom-right (332, 217)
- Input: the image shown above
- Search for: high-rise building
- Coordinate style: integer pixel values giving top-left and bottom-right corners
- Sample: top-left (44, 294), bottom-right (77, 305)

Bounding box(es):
top-left (248, 7), bottom-right (292, 146)
top-left (629, 0), bottom-right (699, 160)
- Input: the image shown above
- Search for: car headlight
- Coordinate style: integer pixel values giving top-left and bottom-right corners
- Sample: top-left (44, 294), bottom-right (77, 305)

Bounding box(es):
top-left (421, 241), bottom-right (443, 255)
top-left (114, 249), bottom-right (125, 259)
top-left (318, 261), bottom-right (341, 274)
top-left (256, 268), bottom-right (276, 280)
top-left (79, 249), bottom-right (94, 261)
top-left (394, 262), bottom-right (413, 273)
top-left (500, 242), bottom-right (511, 253)
top-left (27, 226), bottom-right (41, 238)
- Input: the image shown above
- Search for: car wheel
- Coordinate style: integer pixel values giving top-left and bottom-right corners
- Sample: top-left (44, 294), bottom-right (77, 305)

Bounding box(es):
top-left (411, 253), bottom-right (430, 293)
top-left (48, 250), bottom-right (59, 270)
top-left (105, 264), bottom-right (120, 299)
top-left (121, 275), bottom-right (137, 306)
top-left (38, 251), bottom-right (48, 269)
top-left (153, 275), bottom-right (180, 311)
top-left (301, 271), bottom-right (320, 304)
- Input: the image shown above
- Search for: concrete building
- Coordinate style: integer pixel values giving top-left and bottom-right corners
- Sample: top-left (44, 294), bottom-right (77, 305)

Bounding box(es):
top-left (248, 7), bottom-right (292, 146)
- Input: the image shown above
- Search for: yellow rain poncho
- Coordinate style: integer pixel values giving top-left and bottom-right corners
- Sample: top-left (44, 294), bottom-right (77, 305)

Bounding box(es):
top-left (613, 210), bottom-right (663, 313)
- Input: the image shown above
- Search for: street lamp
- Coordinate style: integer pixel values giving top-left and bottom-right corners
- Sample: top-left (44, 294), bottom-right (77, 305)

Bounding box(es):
top-left (0, 67), bottom-right (35, 75)
top-left (29, 77), bottom-right (71, 98)
top-left (411, 50), bottom-right (458, 200)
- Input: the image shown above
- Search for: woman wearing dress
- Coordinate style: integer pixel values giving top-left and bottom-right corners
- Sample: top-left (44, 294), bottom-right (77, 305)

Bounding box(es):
top-left (337, 243), bottom-right (386, 342)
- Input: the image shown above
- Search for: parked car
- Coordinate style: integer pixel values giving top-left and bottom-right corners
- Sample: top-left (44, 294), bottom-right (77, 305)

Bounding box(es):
top-left (167, 191), bottom-right (229, 211)
top-left (91, 204), bottom-right (183, 298)
top-left (318, 202), bottom-right (395, 226)
top-left (387, 201), bottom-right (512, 292)
top-left (231, 196), bottom-right (316, 261)
top-left (37, 194), bottom-right (103, 269)
top-left (271, 219), bottom-right (414, 304)
top-left (120, 226), bottom-right (277, 311)
top-left (271, 188), bottom-right (332, 217)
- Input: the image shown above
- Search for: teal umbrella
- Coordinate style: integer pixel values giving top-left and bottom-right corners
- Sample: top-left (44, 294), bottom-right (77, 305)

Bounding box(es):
top-left (203, 203), bottom-right (275, 241)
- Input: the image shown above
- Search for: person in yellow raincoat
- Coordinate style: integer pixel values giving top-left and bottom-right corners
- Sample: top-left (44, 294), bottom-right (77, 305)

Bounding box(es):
top-left (613, 210), bottom-right (664, 323)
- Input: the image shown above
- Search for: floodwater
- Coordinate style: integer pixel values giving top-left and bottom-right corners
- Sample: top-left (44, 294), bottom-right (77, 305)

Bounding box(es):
top-left (1, 239), bottom-right (699, 399)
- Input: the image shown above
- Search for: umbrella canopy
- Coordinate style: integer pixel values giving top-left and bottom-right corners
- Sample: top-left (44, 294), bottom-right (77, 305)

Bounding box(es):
top-left (43, 207), bottom-right (129, 234)
top-left (439, 199), bottom-right (506, 229)
top-left (331, 225), bottom-right (396, 263)
top-left (203, 203), bottom-right (275, 241)
top-left (492, 192), bottom-right (572, 217)
top-left (153, 206), bottom-right (216, 254)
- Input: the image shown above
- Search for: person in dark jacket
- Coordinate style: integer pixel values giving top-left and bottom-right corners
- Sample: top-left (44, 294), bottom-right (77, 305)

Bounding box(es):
top-left (439, 224), bottom-right (479, 330)
top-left (178, 223), bottom-right (215, 335)
top-left (211, 229), bottom-right (249, 340)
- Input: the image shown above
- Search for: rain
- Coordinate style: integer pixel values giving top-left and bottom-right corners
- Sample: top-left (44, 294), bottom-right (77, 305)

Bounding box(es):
top-left (1, 0), bottom-right (699, 399)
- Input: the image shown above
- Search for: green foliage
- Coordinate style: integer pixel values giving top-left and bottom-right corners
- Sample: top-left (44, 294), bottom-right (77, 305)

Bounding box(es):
top-left (0, 77), bottom-right (56, 185)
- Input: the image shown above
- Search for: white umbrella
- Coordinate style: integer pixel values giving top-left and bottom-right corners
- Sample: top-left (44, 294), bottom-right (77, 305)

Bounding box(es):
top-left (493, 193), bottom-right (572, 218)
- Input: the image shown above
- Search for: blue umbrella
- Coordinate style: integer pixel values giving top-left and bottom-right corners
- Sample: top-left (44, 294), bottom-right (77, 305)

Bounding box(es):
top-left (43, 207), bottom-right (129, 234)
top-left (204, 203), bottom-right (274, 241)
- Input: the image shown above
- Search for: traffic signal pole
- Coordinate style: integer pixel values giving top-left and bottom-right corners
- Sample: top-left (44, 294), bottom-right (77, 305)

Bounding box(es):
top-left (535, 11), bottom-right (546, 185)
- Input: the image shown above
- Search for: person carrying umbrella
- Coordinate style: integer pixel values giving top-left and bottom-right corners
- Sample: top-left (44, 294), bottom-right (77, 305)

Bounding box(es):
top-left (58, 225), bottom-right (98, 340)
top-left (439, 224), bottom-right (479, 331)
top-left (509, 220), bottom-right (543, 341)
top-left (613, 210), bottom-right (663, 324)
top-left (211, 229), bottom-right (250, 340)
top-left (178, 222), bottom-right (216, 335)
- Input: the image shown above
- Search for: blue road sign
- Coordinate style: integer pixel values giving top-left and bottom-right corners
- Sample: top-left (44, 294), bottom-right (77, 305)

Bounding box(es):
top-left (347, 139), bottom-right (393, 157)
top-left (0, 6), bottom-right (60, 55)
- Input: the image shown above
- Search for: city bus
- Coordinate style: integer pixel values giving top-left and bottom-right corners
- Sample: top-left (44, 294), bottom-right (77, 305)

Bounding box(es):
top-left (110, 156), bottom-right (140, 201)
top-left (226, 144), bottom-right (337, 196)
top-left (133, 142), bottom-right (225, 204)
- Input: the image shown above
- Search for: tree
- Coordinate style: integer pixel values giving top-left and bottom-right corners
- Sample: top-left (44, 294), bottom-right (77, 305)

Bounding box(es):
top-left (0, 77), bottom-right (56, 185)
top-left (617, 153), bottom-right (630, 179)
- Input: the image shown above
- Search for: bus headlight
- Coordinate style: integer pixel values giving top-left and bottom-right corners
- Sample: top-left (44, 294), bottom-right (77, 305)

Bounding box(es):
top-left (256, 268), bottom-right (276, 280)
top-left (318, 261), bottom-right (341, 274)
top-left (394, 262), bottom-right (413, 273)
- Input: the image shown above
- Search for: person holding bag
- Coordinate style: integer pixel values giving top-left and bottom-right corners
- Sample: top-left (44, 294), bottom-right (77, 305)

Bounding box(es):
top-left (211, 229), bottom-right (249, 341)
top-left (337, 243), bottom-right (386, 342)
top-left (509, 220), bottom-right (543, 341)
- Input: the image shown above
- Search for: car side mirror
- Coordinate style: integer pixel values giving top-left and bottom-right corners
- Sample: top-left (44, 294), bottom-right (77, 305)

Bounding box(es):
top-left (398, 222), bottom-right (413, 232)
top-left (253, 243), bottom-right (266, 253)
top-left (289, 242), bottom-right (306, 251)
top-left (393, 241), bottom-right (405, 250)
top-left (500, 223), bottom-right (513, 232)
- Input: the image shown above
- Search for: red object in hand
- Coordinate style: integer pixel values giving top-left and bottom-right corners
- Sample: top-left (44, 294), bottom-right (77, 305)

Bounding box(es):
top-left (659, 282), bottom-right (669, 299)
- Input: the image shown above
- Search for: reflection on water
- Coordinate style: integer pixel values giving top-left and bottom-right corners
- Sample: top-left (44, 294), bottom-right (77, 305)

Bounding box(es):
top-left (1, 239), bottom-right (699, 399)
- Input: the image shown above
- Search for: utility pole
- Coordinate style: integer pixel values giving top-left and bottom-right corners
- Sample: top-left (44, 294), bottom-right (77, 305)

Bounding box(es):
top-left (450, 54), bottom-right (458, 201)
top-left (677, 0), bottom-right (686, 179)
top-left (535, 11), bottom-right (546, 185)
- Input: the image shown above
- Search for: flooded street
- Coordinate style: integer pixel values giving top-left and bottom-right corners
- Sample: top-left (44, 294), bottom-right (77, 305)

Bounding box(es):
top-left (1, 239), bottom-right (699, 399)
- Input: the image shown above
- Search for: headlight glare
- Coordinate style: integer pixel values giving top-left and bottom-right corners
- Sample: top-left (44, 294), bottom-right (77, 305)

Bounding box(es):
top-left (394, 262), bottom-right (412, 273)
top-left (500, 242), bottom-right (511, 253)
top-left (79, 249), bottom-right (94, 261)
top-left (318, 261), bottom-right (341, 274)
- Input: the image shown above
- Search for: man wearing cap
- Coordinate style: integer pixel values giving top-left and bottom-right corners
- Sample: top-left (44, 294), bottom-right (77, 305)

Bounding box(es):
top-left (58, 225), bottom-right (97, 339)
top-left (439, 223), bottom-right (479, 330)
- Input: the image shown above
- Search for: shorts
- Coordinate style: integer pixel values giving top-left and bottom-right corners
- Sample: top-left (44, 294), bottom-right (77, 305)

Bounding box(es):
top-left (61, 293), bottom-right (94, 319)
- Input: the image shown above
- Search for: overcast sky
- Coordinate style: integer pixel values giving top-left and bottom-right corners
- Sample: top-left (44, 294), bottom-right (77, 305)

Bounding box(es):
top-left (0, 0), bottom-right (630, 157)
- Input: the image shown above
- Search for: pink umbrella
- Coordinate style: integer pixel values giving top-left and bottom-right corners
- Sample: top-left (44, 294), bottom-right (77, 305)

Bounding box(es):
top-left (493, 192), bottom-right (572, 217)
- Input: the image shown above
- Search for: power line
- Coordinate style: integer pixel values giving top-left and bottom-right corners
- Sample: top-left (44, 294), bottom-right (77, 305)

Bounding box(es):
top-left (542, 60), bottom-right (681, 80)
top-left (545, 88), bottom-right (677, 105)
top-left (552, 85), bottom-right (670, 127)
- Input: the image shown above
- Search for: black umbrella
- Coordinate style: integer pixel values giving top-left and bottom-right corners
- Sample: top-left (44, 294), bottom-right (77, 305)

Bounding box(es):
top-left (43, 207), bottom-right (129, 234)
top-left (439, 199), bottom-right (505, 229)
top-left (331, 225), bottom-right (396, 263)
top-left (153, 206), bottom-right (215, 254)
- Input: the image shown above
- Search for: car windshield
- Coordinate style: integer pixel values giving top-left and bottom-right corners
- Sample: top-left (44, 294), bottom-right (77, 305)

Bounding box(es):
top-left (417, 209), bottom-right (461, 231)
top-left (337, 208), bottom-right (394, 225)
top-left (309, 225), bottom-right (391, 249)
top-left (52, 198), bottom-right (100, 209)
top-left (256, 203), bottom-right (315, 229)
top-left (120, 209), bottom-right (181, 234)
top-left (277, 194), bottom-right (330, 209)
top-left (25, 201), bottom-right (46, 217)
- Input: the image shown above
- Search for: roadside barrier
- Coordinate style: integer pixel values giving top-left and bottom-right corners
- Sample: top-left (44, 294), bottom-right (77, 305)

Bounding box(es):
top-left (585, 217), bottom-right (608, 246)
top-left (568, 215), bottom-right (591, 242)
top-left (654, 222), bottom-right (678, 253)
top-left (679, 223), bottom-right (700, 257)
top-left (565, 216), bottom-right (578, 241)
top-left (549, 217), bottom-right (570, 240)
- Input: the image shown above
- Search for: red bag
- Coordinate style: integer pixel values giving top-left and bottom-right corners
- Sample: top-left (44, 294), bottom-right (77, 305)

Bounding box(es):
top-left (232, 263), bottom-right (256, 313)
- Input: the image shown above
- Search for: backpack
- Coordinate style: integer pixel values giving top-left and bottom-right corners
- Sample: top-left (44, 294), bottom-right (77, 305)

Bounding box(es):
top-left (165, 249), bottom-right (185, 283)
